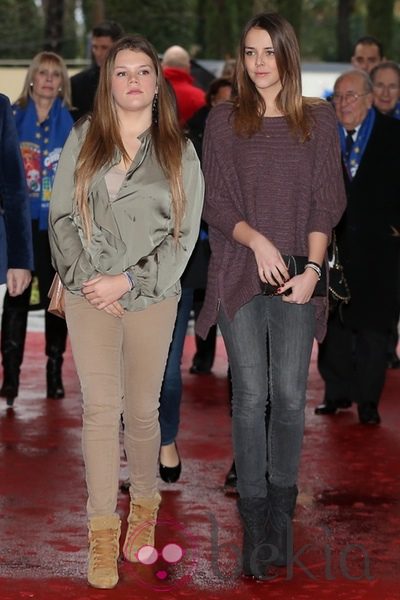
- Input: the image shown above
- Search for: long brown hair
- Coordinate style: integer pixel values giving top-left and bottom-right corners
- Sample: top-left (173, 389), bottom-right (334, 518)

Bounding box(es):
top-left (16, 51), bottom-right (72, 109)
top-left (233, 12), bottom-right (318, 140)
top-left (75, 35), bottom-right (185, 240)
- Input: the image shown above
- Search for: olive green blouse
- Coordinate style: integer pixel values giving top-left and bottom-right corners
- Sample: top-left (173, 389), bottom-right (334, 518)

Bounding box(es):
top-left (48, 122), bottom-right (204, 312)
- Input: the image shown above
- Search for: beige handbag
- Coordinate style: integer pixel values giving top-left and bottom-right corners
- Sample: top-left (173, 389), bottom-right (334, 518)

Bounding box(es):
top-left (47, 273), bottom-right (65, 319)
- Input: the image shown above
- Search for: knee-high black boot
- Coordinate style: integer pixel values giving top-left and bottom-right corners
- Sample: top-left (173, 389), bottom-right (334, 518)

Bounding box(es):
top-left (237, 497), bottom-right (270, 580)
top-left (266, 482), bottom-right (298, 567)
top-left (0, 305), bottom-right (28, 406)
top-left (45, 311), bottom-right (68, 399)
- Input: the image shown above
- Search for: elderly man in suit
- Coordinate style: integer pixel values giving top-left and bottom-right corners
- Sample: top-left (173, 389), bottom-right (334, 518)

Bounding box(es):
top-left (316, 70), bottom-right (400, 425)
top-left (0, 94), bottom-right (33, 298)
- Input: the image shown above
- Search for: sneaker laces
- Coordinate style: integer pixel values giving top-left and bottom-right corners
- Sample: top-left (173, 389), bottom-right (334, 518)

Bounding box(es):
top-left (91, 529), bottom-right (118, 569)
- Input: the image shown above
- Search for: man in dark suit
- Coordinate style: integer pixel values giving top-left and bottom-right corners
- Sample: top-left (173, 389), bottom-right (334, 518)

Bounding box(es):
top-left (0, 94), bottom-right (33, 295)
top-left (316, 69), bottom-right (400, 425)
top-left (70, 21), bottom-right (124, 121)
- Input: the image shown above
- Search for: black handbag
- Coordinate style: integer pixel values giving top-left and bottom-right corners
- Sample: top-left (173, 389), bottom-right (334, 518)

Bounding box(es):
top-left (327, 232), bottom-right (351, 312)
top-left (261, 255), bottom-right (326, 297)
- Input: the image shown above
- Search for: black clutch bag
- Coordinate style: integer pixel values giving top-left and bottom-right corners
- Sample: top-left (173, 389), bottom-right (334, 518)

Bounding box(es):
top-left (261, 255), bottom-right (326, 297)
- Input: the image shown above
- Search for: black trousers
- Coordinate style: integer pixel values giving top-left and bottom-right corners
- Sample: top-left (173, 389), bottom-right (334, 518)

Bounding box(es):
top-left (318, 311), bottom-right (388, 408)
top-left (1, 220), bottom-right (67, 358)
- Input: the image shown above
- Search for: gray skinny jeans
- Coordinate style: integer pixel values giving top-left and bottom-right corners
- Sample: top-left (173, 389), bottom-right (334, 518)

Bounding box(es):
top-left (218, 294), bottom-right (316, 498)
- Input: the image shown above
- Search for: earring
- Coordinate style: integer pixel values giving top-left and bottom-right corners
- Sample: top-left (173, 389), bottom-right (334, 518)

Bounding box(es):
top-left (152, 92), bottom-right (159, 125)
top-left (29, 82), bottom-right (33, 88)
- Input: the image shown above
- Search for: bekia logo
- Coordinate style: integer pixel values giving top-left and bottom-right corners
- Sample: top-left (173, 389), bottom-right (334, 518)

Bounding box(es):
top-left (124, 517), bottom-right (198, 591)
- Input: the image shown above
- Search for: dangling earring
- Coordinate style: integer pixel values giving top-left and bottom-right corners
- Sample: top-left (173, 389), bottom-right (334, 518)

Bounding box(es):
top-left (152, 92), bottom-right (159, 125)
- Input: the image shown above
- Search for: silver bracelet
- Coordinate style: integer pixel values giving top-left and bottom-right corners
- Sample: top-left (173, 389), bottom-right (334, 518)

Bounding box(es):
top-left (305, 263), bottom-right (322, 279)
top-left (123, 271), bottom-right (134, 290)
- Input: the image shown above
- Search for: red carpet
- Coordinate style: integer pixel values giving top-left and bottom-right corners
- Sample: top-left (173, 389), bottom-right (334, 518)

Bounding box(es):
top-left (0, 332), bottom-right (399, 599)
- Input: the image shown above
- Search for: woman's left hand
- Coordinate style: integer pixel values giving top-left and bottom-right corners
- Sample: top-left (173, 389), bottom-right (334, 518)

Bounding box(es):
top-left (278, 269), bottom-right (319, 304)
top-left (82, 274), bottom-right (131, 309)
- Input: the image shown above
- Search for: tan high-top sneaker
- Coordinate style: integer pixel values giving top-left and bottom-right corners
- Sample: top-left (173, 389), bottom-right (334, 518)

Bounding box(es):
top-left (123, 492), bottom-right (161, 562)
top-left (87, 514), bottom-right (121, 589)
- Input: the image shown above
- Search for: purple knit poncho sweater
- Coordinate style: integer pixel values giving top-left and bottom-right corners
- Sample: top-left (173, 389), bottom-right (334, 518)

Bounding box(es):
top-left (196, 100), bottom-right (346, 342)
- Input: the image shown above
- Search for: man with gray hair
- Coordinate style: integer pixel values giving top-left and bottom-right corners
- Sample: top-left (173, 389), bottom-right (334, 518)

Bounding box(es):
top-left (162, 45), bottom-right (205, 126)
top-left (316, 69), bottom-right (400, 425)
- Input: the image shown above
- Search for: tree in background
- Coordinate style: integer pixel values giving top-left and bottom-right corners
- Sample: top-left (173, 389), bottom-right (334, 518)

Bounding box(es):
top-left (366, 0), bottom-right (396, 57)
top-left (80, 0), bottom-right (198, 55)
top-left (337, 0), bottom-right (356, 61)
top-left (251, 0), bottom-right (302, 37)
top-left (201, 0), bottom-right (240, 58)
top-left (0, 0), bottom-right (43, 58)
top-left (43, 0), bottom-right (64, 53)
top-left (63, 0), bottom-right (79, 58)
top-left (1, 1), bottom-right (399, 63)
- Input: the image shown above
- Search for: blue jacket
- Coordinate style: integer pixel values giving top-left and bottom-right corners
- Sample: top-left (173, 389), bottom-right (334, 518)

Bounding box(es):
top-left (0, 94), bottom-right (33, 284)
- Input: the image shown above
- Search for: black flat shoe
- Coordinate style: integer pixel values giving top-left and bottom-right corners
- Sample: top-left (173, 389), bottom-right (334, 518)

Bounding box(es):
top-left (0, 383), bottom-right (17, 407)
top-left (314, 398), bottom-right (351, 415)
top-left (119, 478), bottom-right (130, 493)
top-left (159, 444), bottom-right (181, 483)
top-left (387, 353), bottom-right (400, 369)
top-left (358, 404), bottom-right (381, 425)
top-left (223, 461), bottom-right (238, 494)
top-left (189, 365), bottom-right (211, 375)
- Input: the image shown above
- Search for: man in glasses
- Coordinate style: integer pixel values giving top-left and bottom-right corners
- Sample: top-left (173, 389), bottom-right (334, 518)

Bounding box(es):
top-left (371, 61), bottom-right (400, 119)
top-left (316, 69), bottom-right (400, 425)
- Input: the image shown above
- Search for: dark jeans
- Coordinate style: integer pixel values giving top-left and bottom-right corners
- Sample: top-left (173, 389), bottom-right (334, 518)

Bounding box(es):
top-left (218, 295), bottom-right (316, 498)
top-left (192, 289), bottom-right (216, 372)
top-left (159, 287), bottom-right (194, 446)
top-left (318, 311), bottom-right (388, 407)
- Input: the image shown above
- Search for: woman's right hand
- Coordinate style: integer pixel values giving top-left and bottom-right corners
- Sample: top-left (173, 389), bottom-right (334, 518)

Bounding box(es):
top-left (250, 233), bottom-right (289, 286)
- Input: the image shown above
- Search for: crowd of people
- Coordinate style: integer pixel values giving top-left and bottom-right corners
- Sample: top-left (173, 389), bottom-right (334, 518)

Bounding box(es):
top-left (0, 12), bottom-right (399, 589)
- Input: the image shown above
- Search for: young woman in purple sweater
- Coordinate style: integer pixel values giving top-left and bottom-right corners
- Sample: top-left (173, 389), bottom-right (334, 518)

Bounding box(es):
top-left (197, 13), bottom-right (346, 579)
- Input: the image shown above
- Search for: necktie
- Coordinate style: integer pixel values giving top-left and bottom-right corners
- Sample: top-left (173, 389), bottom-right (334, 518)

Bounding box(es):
top-left (345, 129), bottom-right (356, 160)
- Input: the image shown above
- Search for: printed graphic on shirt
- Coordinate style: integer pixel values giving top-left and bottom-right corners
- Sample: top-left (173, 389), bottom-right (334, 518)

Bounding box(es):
top-left (20, 143), bottom-right (62, 200)
top-left (20, 142), bottom-right (40, 196)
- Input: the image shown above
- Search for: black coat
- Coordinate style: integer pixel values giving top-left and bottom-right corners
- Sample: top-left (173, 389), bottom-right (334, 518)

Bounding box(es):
top-left (70, 65), bottom-right (100, 122)
top-left (337, 110), bottom-right (400, 331)
top-left (0, 94), bottom-right (33, 283)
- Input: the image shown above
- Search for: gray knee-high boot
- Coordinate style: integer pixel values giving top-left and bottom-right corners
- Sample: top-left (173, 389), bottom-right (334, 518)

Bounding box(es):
top-left (266, 482), bottom-right (298, 567)
top-left (237, 497), bottom-right (269, 580)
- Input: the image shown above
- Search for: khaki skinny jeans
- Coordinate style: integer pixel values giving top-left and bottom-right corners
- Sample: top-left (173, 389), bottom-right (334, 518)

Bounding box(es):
top-left (65, 291), bottom-right (178, 517)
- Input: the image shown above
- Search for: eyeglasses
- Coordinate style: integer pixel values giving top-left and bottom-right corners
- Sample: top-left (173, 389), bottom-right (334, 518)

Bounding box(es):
top-left (373, 83), bottom-right (400, 93)
top-left (331, 91), bottom-right (369, 105)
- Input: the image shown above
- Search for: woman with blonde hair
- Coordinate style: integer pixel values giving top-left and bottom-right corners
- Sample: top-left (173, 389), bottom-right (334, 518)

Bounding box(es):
top-left (49, 35), bottom-right (203, 589)
top-left (0, 51), bottom-right (73, 406)
top-left (197, 13), bottom-right (346, 579)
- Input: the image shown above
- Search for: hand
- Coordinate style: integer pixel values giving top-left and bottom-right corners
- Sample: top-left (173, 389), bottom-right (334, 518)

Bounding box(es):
top-left (103, 301), bottom-right (125, 318)
top-left (251, 234), bottom-right (289, 286)
top-left (278, 268), bottom-right (319, 304)
top-left (82, 274), bottom-right (131, 309)
top-left (6, 269), bottom-right (32, 297)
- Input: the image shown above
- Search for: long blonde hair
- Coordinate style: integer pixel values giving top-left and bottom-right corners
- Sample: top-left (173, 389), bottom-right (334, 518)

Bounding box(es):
top-left (16, 51), bottom-right (72, 109)
top-left (233, 12), bottom-right (319, 141)
top-left (74, 34), bottom-right (185, 240)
